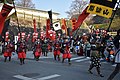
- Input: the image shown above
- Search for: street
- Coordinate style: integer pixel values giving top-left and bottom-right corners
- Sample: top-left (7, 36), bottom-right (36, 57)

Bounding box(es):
top-left (0, 51), bottom-right (120, 80)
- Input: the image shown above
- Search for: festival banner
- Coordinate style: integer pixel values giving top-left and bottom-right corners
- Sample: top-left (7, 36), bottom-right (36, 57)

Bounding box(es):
top-left (61, 19), bottom-right (67, 35)
top-left (33, 19), bottom-right (37, 32)
top-left (73, 7), bottom-right (89, 32)
top-left (87, 0), bottom-right (117, 18)
top-left (53, 22), bottom-right (61, 31)
top-left (0, 4), bottom-right (13, 35)
top-left (46, 19), bottom-right (51, 38)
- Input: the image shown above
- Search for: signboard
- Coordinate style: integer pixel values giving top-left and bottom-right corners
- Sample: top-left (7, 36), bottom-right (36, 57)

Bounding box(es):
top-left (87, 0), bottom-right (117, 18)
top-left (108, 32), bottom-right (117, 36)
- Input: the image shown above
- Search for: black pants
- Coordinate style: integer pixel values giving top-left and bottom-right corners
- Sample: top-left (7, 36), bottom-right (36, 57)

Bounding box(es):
top-left (107, 63), bottom-right (120, 80)
top-left (20, 58), bottom-right (25, 65)
top-left (4, 56), bottom-right (11, 62)
top-left (89, 64), bottom-right (101, 74)
top-left (87, 50), bottom-right (90, 57)
top-left (54, 55), bottom-right (60, 61)
top-left (42, 51), bottom-right (47, 56)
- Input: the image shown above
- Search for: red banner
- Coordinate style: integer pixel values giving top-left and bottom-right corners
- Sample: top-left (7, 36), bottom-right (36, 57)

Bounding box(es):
top-left (71, 18), bottom-right (77, 30)
top-left (72, 7), bottom-right (89, 32)
top-left (46, 19), bottom-right (51, 38)
top-left (0, 4), bottom-right (13, 35)
top-left (33, 19), bottom-right (36, 32)
top-left (61, 19), bottom-right (67, 35)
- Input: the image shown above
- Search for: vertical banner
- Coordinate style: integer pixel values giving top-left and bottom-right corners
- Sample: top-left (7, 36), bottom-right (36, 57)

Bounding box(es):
top-left (61, 19), bottom-right (67, 35)
top-left (48, 10), bottom-right (52, 27)
top-left (1, 18), bottom-right (10, 36)
top-left (71, 18), bottom-right (77, 32)
top-left (46, 19), bottom-right (51, 38)
top-left (0, 4), bottom-right (13, 35)
top-left (33, 19), bottom-right (36, 32)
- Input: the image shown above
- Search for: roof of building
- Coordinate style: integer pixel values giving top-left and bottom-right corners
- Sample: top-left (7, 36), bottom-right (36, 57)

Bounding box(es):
top-left (0, 3), bottom-right (60, 15)
top-left (16, 6), bottom-right (60, 15)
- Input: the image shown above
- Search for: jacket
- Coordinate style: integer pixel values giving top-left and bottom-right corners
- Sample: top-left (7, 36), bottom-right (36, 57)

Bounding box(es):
top-left (115, 49), bottom-right (120, 63)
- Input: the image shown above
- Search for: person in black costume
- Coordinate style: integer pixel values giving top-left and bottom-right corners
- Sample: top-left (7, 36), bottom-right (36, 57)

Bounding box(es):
top-left (107, 29), bottom-right (120, 80)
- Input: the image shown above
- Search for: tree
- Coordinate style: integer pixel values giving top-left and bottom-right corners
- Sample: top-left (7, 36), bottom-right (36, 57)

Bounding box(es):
top-left (15, 0), bottom-right (35, 8)
top-left (66, 0), bottom-right (88, 18)
top-left (92, 15), bottom-right (109, 24)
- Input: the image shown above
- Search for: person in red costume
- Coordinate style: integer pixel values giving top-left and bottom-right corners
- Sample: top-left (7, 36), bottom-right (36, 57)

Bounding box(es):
top-left (4, 38), bottom-right (14, 62)
top-left (33, 38), bottom-right (42, 61)
top-left (17, 38), bottom-right (27, 65)
top-left (53, 39), bottom-right (61, 61)
top-left (61, 37), bottom-right (72, 65)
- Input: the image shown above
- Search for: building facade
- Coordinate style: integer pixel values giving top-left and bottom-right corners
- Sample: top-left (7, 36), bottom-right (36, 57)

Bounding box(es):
top-left (11, 6), bottom-right (59, 29)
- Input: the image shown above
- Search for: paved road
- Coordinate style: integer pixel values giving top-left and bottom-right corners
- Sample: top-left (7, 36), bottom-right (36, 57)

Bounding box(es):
top-left (0, 51), bottom-right (120, 80)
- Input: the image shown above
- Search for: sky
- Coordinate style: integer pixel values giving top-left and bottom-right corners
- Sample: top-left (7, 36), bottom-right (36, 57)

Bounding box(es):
top-left (32, 0), bottom-right (73, 18)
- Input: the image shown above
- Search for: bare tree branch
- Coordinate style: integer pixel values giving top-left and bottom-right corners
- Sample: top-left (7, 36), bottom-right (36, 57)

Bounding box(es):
top-left (66, 0), bottom-right (88, 18)
top-left (15, 0), bottom-right (35, 8)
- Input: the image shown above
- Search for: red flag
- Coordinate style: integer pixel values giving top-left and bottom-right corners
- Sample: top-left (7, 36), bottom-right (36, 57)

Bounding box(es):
top-left (72, 7), bottom-right (89, 32)
top-left (33, 19), bottom-right (36, 32)
top-left (46, 19), bottom-right (51, 38)
top-left (61, 19), bottom-right (67, 35)
top-left (61, 19), bottom-right (67, 30)
top-left (0, 4), bottom-right (13, 35)
top-left (71, 18), bottom-right (77, 34)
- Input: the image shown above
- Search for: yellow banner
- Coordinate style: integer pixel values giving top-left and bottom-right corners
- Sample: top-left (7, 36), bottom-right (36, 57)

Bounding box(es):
top-left (108, 32), bottom-right (117, 36)
top-left (87, 3), bottom-right (113, 18)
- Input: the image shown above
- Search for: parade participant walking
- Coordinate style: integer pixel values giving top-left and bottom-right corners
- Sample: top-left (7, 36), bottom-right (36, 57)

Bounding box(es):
top-left (33, 38), bottom-right (42, 61)
top-left (41, 39), bottom-right (48, 56)
top-left (4, 38), bottom-right (14, 62)
top-left (61, 37), bottom-right (72, 65)
top-left (47, 39), bottom-right (53, 52)
top-left (85, 41), bottom-right (91, 57)
top-left (88, 43), bottom-right (104, 77)
top-left (107, 29), bottom-right (120, 80)
top-left (17, 38), bottom-right (27, 65)
top-left (53, 39), bottom-right (61, 61)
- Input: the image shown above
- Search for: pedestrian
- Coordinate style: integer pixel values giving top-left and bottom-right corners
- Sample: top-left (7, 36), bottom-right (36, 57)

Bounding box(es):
top-left (33, 38), bottom-right (42, 61)
top-left (4, 38), bottom-right (14, 62)
top-left (41, 39), bottom-right (48, 57)
top-left (17, 38), bottom-right (27, 65)
top-left (88, 43), bottom-right (104, 77)
top-left (53, 39), bottom-right (61, 61)
top-left (85, 41), bottom-right (91, 57)
top-left (61, 37), bottom-right (72, 65)
top-left (107, 29), bottom-right (120, 80)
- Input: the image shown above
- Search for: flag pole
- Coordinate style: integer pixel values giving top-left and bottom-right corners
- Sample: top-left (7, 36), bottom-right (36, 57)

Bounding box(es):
top-left (107, 1), bottom-right (120, 32)
top-left (12, 0), bottom-right (22, 39)
top-left (73, 27), bottom-right (80, 38)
